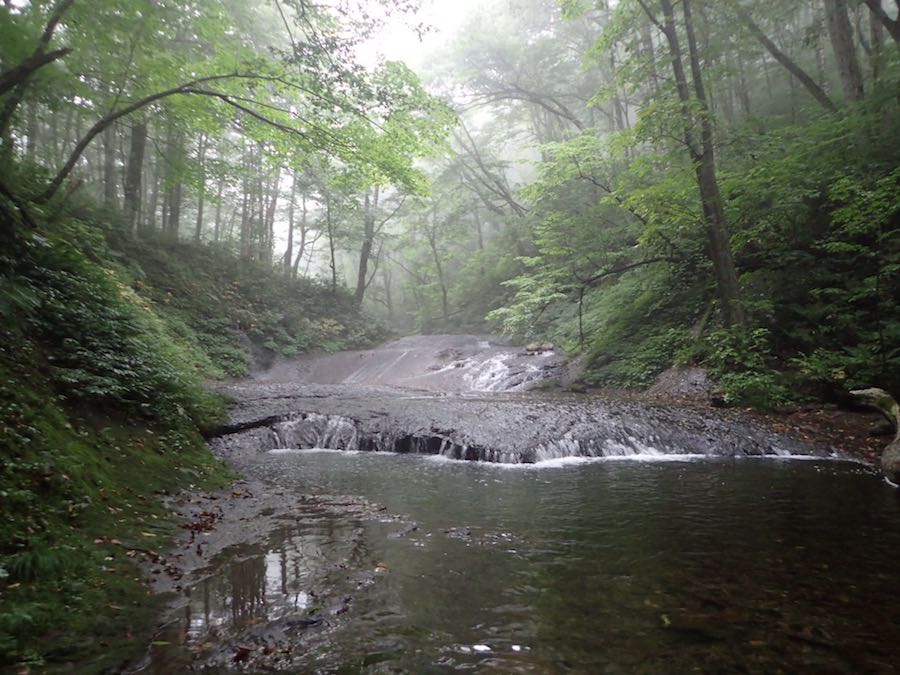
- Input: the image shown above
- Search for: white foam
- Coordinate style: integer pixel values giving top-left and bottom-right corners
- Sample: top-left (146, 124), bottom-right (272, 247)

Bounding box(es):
top-left (268, 448), bottom-right (397, 457)
top-left (464, 354), bottom-right (512, 391)
top-left (424, 454), bottom-right (458, 464)
top-left (271, 448), bottom-right (863, 469)
top-left (529, 454), bottom-right (708, 468)
top-left (739, 453), bottom-right (857, 463)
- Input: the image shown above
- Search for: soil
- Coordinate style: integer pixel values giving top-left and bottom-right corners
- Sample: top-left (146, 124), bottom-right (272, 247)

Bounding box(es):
top-left (730, 405), bottom-right (888, 466)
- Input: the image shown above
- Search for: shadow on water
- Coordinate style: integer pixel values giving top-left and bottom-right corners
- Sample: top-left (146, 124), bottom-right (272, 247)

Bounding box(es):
top-left (136, 452), bottom-right (900, 673)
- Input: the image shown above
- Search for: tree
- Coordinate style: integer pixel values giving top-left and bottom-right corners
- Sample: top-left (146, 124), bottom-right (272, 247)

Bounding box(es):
top-left (823, 0), bottom-right (865, 101)
top-left (638, 0), bottom-right (744, 325)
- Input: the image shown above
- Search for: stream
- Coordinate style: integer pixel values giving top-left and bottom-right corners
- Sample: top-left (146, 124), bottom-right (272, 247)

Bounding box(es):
top-left (138, 336), bottom-right (900, 673)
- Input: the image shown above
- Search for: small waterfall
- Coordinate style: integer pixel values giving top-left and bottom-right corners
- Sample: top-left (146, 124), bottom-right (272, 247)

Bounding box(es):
top-left (272, 413), bottom-right (360, 450)
top-left (463, 354), bottom-right (547, 392)
top-left (464, 354), bottom-right (512, 391)
top-left (265, 412), bottom-right (525, 461)
top-left (213, 401), bottom-right (833, 465)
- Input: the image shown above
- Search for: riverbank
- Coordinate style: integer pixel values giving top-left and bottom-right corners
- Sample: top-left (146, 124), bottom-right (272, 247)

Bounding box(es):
top-left (0, 212), bottom-right (385, 672)
top-left (146, 395), bottom-right (888, 591)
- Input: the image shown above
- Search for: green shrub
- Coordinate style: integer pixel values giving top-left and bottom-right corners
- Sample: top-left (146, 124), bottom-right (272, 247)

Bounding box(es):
top-left (700, 328), bottom-right (792, 410)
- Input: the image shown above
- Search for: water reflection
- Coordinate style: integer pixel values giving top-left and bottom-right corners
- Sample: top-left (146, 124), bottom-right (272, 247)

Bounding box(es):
top-left (144, 454), bottom-right (900, 673)
top-left (143, 509), bottom-right (379, 673)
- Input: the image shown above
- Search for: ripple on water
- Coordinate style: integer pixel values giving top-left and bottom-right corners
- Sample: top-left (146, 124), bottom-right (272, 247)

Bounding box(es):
top-left (143, 449), bottom-right (899, 673)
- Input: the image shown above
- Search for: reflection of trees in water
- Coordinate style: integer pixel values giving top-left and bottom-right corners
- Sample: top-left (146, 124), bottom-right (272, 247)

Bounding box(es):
top-left (182, 511), bottom-right (373, 643)
top-left (230, 554), bottom-right (268, 623)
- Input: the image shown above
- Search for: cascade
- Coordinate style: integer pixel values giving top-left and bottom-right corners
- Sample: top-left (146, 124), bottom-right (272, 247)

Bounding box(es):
top-left (212, 407), bottom-right (826, 465)
top-left (212, 336), bottom-right (833, 465)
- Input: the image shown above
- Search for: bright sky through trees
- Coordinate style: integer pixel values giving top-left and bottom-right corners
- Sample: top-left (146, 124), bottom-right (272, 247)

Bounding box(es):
top-left (356, 0), bottom-right (482, 68)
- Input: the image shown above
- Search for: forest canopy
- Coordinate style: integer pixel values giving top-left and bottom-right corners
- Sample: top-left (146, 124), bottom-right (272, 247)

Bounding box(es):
top-left (1, 0), bottom-right (898, 407)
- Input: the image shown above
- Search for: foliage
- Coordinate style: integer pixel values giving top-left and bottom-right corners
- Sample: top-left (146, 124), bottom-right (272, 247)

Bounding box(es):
top-left (114, 234), bottom-right (387, 376)
top-left (563, 267), bottom-right (699, 387)
top-left (699, 328), bottom-right (793, 409)
top-left (0, 195), bottom-right (384, 669)
top-left (415, 0), bottom-right (900, 408)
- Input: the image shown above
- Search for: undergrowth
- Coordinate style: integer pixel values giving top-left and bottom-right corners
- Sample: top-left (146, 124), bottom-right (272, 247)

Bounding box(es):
top-left (0, 202), bottom-right (384, 671)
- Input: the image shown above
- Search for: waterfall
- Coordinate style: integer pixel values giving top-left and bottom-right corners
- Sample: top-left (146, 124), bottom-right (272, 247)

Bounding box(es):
top-left (463, 353), bottom-right (547, 392)
top-left (240, 408), bottom-right (833, 465)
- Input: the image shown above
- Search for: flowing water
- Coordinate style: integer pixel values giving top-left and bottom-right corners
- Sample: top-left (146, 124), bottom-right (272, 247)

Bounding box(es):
top-left (140, 336), bottom-right (900, 673)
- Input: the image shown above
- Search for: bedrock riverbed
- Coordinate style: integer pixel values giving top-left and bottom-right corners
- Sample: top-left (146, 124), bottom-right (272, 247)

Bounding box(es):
top-left (129, 336), bottom-right (898, 674)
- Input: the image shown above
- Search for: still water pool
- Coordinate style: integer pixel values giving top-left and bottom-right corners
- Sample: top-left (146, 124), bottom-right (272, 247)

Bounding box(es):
top-left (146, 452), bottom-right (900, 673)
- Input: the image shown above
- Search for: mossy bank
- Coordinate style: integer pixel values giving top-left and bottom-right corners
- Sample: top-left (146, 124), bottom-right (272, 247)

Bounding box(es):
top-left (0, 206), bottom-right (384, 672)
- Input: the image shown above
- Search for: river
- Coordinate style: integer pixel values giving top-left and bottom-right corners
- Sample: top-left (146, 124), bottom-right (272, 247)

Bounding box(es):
top-left (139, 336), bottom-right (900, 673)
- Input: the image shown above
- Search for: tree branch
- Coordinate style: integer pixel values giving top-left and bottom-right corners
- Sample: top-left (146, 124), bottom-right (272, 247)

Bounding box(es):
top-left (728, 2), bottom-right (838, 112)
top-left (0, 47), bottom-right (72, 98)
top-left (581, 256), bottom-right (678, 288)
top-left (862, 0), bottom-right (900, 42)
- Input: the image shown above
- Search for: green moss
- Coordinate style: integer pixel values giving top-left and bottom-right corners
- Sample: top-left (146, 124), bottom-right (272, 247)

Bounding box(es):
top-left (0, 193), bottom-right (383, 671)
top-left (0, 356), bottom-right (231, 672)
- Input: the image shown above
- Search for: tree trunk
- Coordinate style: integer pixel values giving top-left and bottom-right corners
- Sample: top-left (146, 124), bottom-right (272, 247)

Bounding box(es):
top-left (354, 187), bottom-right (378, 305)
top-left (49, 104), bottom-right (60, 166)
top-left (823, 0), bottom-right (865, 101)
top-left (194, 133), bottom-right (207, 242)
top-left (869, 7), bottom-right (885, 81)
top-left (146, 150), bottom-right (159, 232)
top-left (262, 168), bottom-right (280, 264)
top-left (240, 178), bottom-right (251, 259)
top-left (648, 0), bottom-right (744, 326)
top-left (736, 48), bottom-right (752, 116)
top-left (291, 193), bottom-right (308, 279)
top-left (427, 205), bottom-right (450, 325)
top-left (381, 267), bottom-right (394, 321)
top-left (731, 2), bottom-right (837, 111)
top-left (640, 21), bottom-right (660, 95)
top-left (326, 194), bottom-right (338, 291)
top-left (102, 124), bottom-right (117, 210)
top-left (681, 0), bottom-right (744, 326)
top-left (123, 119), bottom-right (147, 234)
top-left (861, 0), bottom-right (900, 43)
top-left (164, 125), bottom-right (183, 237)
top-left (285, 174), bottom-right (296, 275)
top-left (213, 178), bottom-right (224, 242)
top-left (0, 0), bottom-right (73, 113)
top-left (814, 11), bottom-right (829, 92)
top-left (25, 100), bottom-right (38, 160)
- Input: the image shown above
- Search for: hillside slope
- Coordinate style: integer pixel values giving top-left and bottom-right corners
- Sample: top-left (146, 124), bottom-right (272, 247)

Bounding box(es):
top-left (0, 207), bottom-right (384, 671)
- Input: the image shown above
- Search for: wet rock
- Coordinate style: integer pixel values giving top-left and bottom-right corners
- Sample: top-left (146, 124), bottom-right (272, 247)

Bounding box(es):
top-left (881, 444), bottom-right (900, 486)
top-left (647, 366), bottom-right (720, 403)
top-left (284, 615), bottom-right (322, 629)
top-left (870, 419), bottom-right (895, 437)
top-left (209, 381), bottom-right (835, 464)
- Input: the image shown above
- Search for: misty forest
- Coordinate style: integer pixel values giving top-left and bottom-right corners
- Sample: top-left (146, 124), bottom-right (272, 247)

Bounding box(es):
top-left (1, 0), bottom-right (899, 672)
